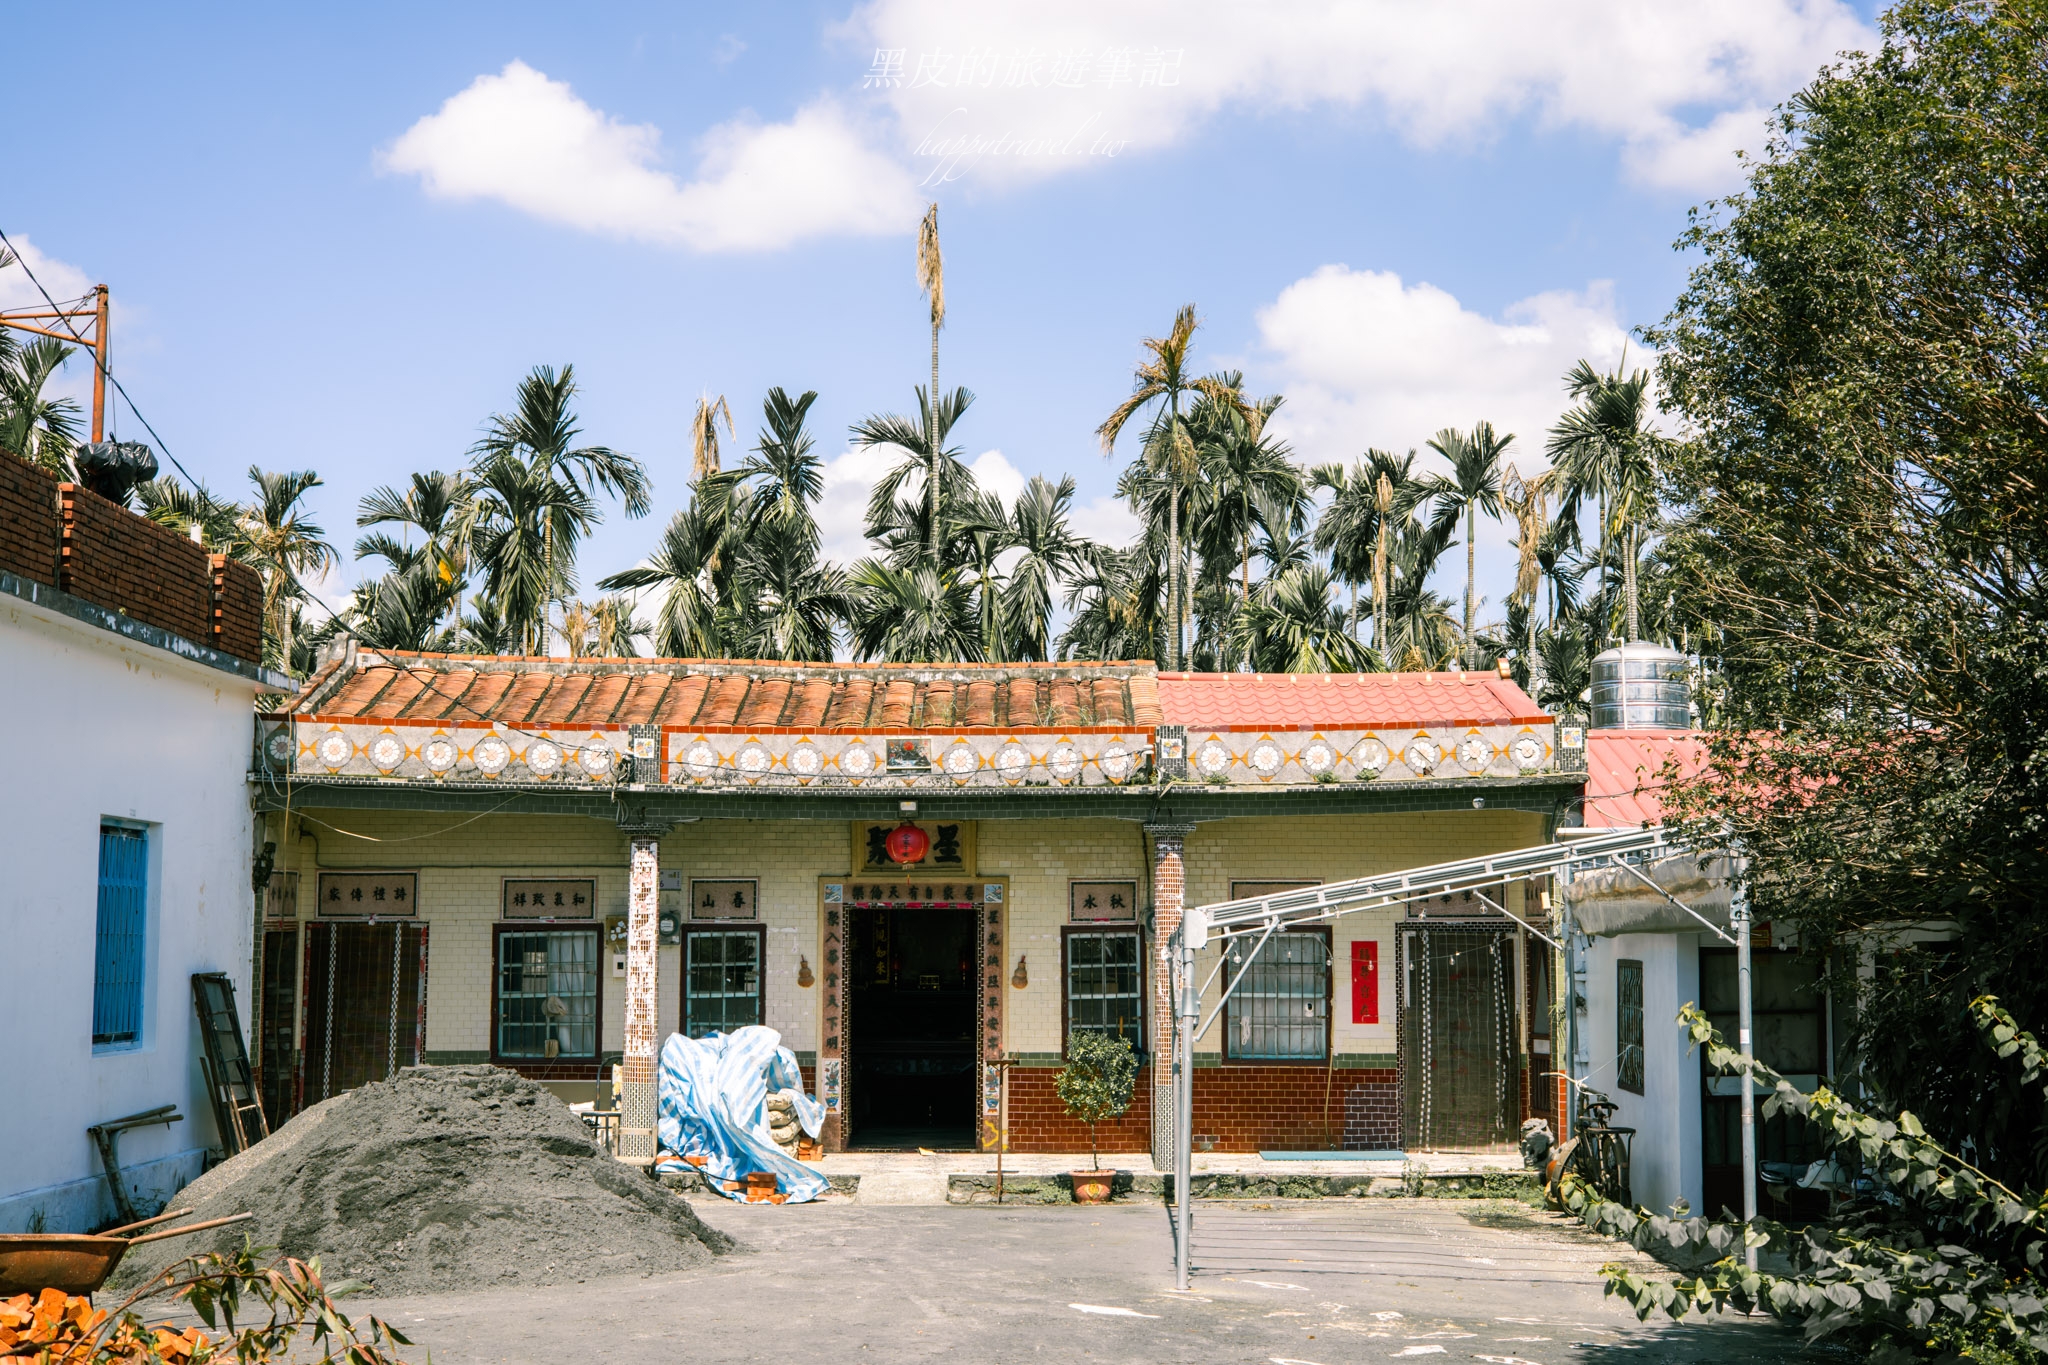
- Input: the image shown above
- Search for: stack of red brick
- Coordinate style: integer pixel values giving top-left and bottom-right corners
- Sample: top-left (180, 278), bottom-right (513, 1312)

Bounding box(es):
top-left (0, 447), bottom-right (263, 664)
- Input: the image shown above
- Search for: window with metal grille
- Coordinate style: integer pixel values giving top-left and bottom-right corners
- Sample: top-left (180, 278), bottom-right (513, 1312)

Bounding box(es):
top-left (494, 929), bottom-right (599, 1059)
top-left (1226, 928), bottom-right (1330, 1061)
top-left (1064, 928), bottom-right (1142, 1054)
top-left (1618, 958), bottom-right (1645, 1095)
top-left (93, 824), bottom-right (148, 1048)
top-left (684, 928), bottom-right (763, 1038)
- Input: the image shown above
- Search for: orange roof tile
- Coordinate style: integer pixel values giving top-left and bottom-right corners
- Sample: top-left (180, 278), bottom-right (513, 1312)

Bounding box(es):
top-left (282, 651), bottom-right (1554, 739)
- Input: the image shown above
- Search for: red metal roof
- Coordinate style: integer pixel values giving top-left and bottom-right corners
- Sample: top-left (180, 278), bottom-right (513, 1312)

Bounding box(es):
top-left (1583, 730), bottom-right (1708, 828)
top-left (1155, 670), bottom-right (1548, 731)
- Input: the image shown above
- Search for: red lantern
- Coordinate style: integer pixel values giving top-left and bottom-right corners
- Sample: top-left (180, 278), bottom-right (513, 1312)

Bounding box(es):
top-left (884, 821), bottom-right (930, 866)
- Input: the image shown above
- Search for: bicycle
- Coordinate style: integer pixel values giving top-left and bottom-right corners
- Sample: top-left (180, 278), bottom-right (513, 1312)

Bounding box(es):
top-left (1543, 1083), bottom-right (1635, 1208)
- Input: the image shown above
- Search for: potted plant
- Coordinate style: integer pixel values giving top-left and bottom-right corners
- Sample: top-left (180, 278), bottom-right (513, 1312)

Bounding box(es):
top-left (1055, 1030), bottom-right (1137, 1204)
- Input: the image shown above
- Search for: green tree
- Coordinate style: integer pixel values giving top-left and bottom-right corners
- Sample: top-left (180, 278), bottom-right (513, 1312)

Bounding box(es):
top-left (1232, 565), bottom-right (1381, 674)
top-left (471, 365), bottom-right (648, 653)
top-left (0, 333), bottom-right (82, 474)
top-left (1417, 423), bottom-right (1511, 656)
top-left (1648, 0), bottom-right (2048, 1189)
top-left (242, 468), bottom-right (340, 671)
top-left (1002, 474), bottom-right (1089, 662)
top-left (1058, 541), bottom-right (1165, 664)
top-left (847, 559), bottom-right (980, 663)
top-left (1098, 305), bottom-right (1229, 670)
top-left (1055, 1030), bottom-right (1138, 1174)
top-left (1547, 359), bottom-right (1662, 642)
top-left (1190, 377), bottom-right (1301, 610)
top-left (1313, 449), bottom-right (1417, 651)
top-left (851, 385), bottom-right (978, 562)
top-left (737, 388), bottom-right (826, 546)
top-left (599, 483), bottom-right (738, 658)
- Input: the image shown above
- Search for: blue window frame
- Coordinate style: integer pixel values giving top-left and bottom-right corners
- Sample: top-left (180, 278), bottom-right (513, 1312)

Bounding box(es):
top-left (94, 824), bottom-right (148, 1047)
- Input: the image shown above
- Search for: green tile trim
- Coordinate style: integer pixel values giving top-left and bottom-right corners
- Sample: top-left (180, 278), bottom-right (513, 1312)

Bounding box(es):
top-left (422, 1050), bottom-right (490, 1065)
top-left (1004, 1052), bottom-right (1066, 1067)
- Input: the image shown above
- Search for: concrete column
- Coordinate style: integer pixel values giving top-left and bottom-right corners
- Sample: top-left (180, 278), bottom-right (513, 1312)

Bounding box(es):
top-left (1146, 822), bottom-right (1195, 1171)
top-left (620, 832), bottom-right (664, 1160)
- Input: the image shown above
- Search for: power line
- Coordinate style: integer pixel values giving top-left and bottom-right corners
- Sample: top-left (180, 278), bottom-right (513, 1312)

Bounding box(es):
top-left (0, 226), bottom-right (201, 488)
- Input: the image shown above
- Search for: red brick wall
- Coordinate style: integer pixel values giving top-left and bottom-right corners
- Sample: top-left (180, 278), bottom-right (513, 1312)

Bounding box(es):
top-left (0, 450), bottom-right (61, 585)
top-left (1190, 1065), bottom-right (1398, 1153)
top-left (0, 455), bottom-right (269, 664)
top-left (59, 482), bottom-right (216, 646)
top-left (1001, 1062), bottom-right (1401, 1154)
top-left (1004, 1063), bottom-right (1156, 1152)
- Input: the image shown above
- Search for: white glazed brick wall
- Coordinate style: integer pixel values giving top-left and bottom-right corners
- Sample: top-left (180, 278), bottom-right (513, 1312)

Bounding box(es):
top-left (978, 819), bottom-right (1148, 1056)
top-left (267, 807), bottom-right (1545, 1068)
top-left (1181, 810), bottom-right (1546, 1058)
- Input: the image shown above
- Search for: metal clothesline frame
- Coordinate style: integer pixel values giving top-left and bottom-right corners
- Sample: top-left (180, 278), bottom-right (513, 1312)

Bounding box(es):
top-left (1165, 824), bottom-right (1757, 1289)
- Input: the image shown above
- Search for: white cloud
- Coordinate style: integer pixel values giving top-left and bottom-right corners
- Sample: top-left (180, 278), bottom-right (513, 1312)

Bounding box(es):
top-left (381, 60), bottom-right (920, 251)
top-left (846, 0), bottom-right (1871, 193)
top-left (816, 443), bottom-right (896, 567)
top-left (1253, 264), bottom-right (1634, 473)
top-left (1069, 493), bottom-right (1139, 548)
top-left (968, 449), bottom-right (1025, 506)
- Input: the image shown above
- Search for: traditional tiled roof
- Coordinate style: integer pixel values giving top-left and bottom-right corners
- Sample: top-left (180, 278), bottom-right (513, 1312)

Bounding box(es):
top-left (287, 650), bottom-right (1164, 732)
top-left (1582, 729), bottom-right (1708, 828)
top-left (1154, 670), bottom-right (1546, 731)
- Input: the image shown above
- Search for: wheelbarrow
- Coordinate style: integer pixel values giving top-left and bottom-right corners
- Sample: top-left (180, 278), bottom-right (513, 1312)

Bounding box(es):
top-left (0, 1209), bottom-right (254, 1297)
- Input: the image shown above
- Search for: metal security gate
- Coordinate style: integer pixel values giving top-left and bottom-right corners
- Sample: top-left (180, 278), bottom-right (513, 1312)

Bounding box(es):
top-left (300, 922), bottom-right (428, 1107)
top-left (1401, 924), bottom-right (1515, 1150)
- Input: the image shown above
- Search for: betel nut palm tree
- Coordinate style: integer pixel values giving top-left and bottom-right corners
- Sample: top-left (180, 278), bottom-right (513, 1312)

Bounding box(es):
top-left (470, 364), bottom-right (648, 654)
top-left (1418, 422), bottom-right (1513, 659)
top-left (1098, 304), bottom-right (1234, 671)
top-left (917, 203), bottom-right (945, 558)
top-left (1547, 356), bottom-right (1662, 642)
top-left (690, 394), bottom-right (735, 481)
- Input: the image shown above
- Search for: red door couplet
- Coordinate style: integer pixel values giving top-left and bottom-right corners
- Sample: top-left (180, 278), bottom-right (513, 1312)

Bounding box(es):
top-left (1351, 940), bottom-right (1378, 1024)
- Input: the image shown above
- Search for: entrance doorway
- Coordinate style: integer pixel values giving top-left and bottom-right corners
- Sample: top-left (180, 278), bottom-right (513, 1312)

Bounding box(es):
top-left (1400, 923), bottom-right (1516, 1150)
top-left (258, 923), bottom-right (300, 1125)
top-left (847, 904), bottom-right (976, 1149)
top-left (1699, 947), bottom-right (1828, 1219)
top-left (300, 921), bottom-right (428, 1107)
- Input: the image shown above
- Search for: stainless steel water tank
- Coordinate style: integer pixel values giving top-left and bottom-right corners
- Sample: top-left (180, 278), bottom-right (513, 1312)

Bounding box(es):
top-left (1589, 640), bottom-right (1691, 729)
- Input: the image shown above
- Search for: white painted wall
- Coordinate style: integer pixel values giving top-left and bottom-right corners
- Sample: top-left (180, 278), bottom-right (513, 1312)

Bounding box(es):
top-left (1581, 931), bottom-right (1704, 1217)
top-left (0, 594), bottom-right (260, 1232)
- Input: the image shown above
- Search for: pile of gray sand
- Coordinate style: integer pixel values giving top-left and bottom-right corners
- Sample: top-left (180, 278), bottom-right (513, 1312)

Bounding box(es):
top-left (114, 1066), bottom-right (733, 1296)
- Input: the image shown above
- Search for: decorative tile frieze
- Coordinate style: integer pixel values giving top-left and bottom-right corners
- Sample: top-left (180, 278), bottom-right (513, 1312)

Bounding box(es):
top-left (260, 719), bottom-right (1556, 789)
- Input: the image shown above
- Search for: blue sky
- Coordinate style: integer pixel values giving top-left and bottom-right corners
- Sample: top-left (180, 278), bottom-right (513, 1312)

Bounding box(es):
top-left (4, 1), bottom-right (1879, 627)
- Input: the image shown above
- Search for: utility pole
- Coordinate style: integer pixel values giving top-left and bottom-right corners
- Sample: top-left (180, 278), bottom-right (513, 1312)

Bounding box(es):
top-left (1, 281), bottom-right (111, 441)
top-left (1733, 889), bottom-right (1758, 1271)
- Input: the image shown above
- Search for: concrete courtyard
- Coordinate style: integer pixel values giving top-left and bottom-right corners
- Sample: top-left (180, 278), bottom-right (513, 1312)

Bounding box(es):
top-left (340, 1197), bottom-right (1822, 1364)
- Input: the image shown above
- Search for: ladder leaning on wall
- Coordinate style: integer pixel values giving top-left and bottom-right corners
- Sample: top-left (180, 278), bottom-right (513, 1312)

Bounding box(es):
top-left (192, 972), bottom-right (270, 1156)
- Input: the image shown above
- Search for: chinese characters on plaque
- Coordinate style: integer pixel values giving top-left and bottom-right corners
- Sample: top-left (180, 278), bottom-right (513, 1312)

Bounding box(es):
top-left (1069, 880), bottom-right (1138, 922)
top-left (690, 879), bottom-right (758, 920)
top-left (980, 884), bottom-right (1005, 1144)
top-left (853, 819), bottom-right (974, 875)
top-left (502, 878), bottom-right (595, 919)
top-left (317, 871), bottom-right (418, 916)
